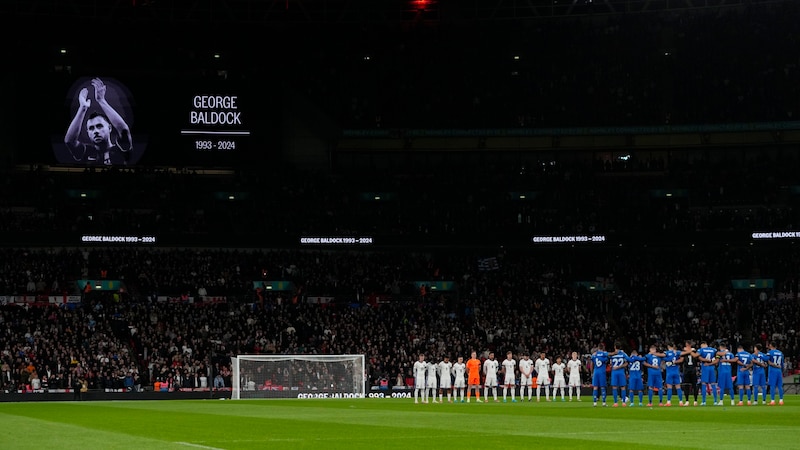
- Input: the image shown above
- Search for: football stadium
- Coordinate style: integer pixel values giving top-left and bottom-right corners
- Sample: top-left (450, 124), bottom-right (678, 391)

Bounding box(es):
top-left (2, 0), bottom-right (800, 448)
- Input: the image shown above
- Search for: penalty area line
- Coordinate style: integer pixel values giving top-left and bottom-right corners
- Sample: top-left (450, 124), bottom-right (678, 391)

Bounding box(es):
top-left (175, 442), bottom-right (226, 450)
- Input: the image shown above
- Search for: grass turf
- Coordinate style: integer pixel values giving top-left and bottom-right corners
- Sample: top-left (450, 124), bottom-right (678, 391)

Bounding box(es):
top-left (1, 396), bottom-right (799, 449)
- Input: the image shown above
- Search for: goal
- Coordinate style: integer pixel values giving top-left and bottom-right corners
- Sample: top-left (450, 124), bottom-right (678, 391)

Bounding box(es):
top-left (230, 354), bottom-right (366, 400)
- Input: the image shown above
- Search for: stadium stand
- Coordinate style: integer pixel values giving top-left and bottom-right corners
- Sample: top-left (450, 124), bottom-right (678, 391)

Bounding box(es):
top-left (1, 0), bottom-right (799, 397)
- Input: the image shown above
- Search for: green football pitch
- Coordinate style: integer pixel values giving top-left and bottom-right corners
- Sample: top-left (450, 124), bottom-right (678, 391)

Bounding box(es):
top-left (1, 396), bottom-right (799, 449)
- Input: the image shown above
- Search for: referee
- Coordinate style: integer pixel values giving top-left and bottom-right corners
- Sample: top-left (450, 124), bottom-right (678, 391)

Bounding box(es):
top-left (682, 340), bottom-right (699, 406)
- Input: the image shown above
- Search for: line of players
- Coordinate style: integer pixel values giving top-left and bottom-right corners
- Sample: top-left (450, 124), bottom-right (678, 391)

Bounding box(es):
top-left (588, 340), bottom-right (787, 407)
top-left (412, 350), bottom-right (585, 404)
top-left (412, 340), bottom-right (787, 407)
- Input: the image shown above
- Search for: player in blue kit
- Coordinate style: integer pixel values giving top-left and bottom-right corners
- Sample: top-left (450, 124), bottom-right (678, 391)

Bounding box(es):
top-left (663, 342), bottom-right (688, 407)
top-left (609, 343), bottom-right (628, 407)
top-left (695, 341), bottom-right (719, 406)
top-left (732, 344), bottom-right (753, 406)
top-left (751, 344), bottom-right (769, 405)
top-left (591, 343), bottom-right (616, 407)
top-left (716, 342), bottom-right (735, 406)
top-left (766, 342), bottom-right (785, 405)
top-left (627, 349), bottom-right (646, 407)
top-left (643, 345), bottom-right (665, 407)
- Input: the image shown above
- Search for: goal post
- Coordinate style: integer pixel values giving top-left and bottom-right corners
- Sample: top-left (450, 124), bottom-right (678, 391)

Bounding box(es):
top-left (231, 354), bottom-right (366, 400)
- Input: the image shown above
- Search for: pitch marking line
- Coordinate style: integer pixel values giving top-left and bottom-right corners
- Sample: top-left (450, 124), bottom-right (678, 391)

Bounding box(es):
top-left (175, 442), bottom-right (226, 450)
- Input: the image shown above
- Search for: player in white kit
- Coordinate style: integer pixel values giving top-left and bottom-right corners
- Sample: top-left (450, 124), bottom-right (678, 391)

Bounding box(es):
top-left (535, 352), bottom-right (551, 402)
top-left (567, 351), bottom-right (582, 401)
top-left (501, 351), bottom-right (517, 403)
top-left (518, 352), bottom-right (534, 401)
top-left (426, 357), bottom-right (439, 402)
top-left (413, 353), bottom-right (429, 403)
top-left (452, 356), bottom-right (467, 402)
top-left (483, 352), bottom-right (499, 402)
top-left (552, 356), bottom-right (567, 401)
top-left (437, 356), bottom-right (454, 403)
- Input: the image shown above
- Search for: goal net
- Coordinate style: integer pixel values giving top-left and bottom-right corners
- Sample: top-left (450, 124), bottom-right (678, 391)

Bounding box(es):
top-left (231, 354), bottom-right (366, 400)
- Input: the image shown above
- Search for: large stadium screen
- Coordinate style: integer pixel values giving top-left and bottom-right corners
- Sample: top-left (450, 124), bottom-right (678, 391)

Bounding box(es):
top-left (20, 69), bottom-right (267, 168)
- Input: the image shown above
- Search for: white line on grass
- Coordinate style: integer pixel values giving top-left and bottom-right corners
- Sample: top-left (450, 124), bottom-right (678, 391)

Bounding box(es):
top-left (533, 427), bottom-right (793, 438)
top-left (217, 435), bottom-right (465, 443)
top-left (174, 441), bottom-right (226, 450)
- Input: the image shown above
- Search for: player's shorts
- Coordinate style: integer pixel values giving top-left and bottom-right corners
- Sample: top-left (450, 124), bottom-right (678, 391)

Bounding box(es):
top-left (520, 375), bottom-right (533, 387)
top-left (718, 373), bottom-right (733, 390)
top-left (700, 366), bottom-right (716, 384)
top-left (628, 375), bottom-right (644, 391)
top-left (503, 374), bottom-right (515, 386)
top-left (536, 374), bottom-right (550, 386)
top-left (736, 370), bottom-right (750, 386)
top-left (768, 371), bottom-right (783, 388)
top-left (610, 370), bottom-right (626, 387)
top-left (592, 371), bottom-right (607, 387)
top-left (569, 374), bottom-right (581, 387)
top-left (484, 376), bottom-right (498, 387)
top-left (647, 372), bottom-right (663, 389)
top-left (665, 372), bottom-right (682, 386)
top-left (468, 375), bottom-right (481, 386)
top-left (439, 376), bottom-right (452, 389)
top-left (752, 371), bottom-right (766, 387)
top-left (415, 376), bottom-right (426, 389)
top-left (454, 377), bottom-right (466, 389)
top-left (426, 378), bottom-right (437, 389)
top-left (682, 370), bottom-right (698, 385)
top-left (553, 376), bottom-right (566, 389)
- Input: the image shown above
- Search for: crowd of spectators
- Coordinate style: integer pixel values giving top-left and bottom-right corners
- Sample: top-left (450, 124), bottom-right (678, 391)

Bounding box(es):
top-left (1, 241), bottom-right (798, 393)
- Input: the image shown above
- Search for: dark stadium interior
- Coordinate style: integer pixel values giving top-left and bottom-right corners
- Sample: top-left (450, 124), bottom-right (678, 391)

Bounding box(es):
top-left (1, 0), bottom-right (799, 396)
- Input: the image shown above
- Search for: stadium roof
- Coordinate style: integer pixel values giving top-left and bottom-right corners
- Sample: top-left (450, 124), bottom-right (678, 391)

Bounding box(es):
top-left (2, 0), bottom-right (788, 24)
